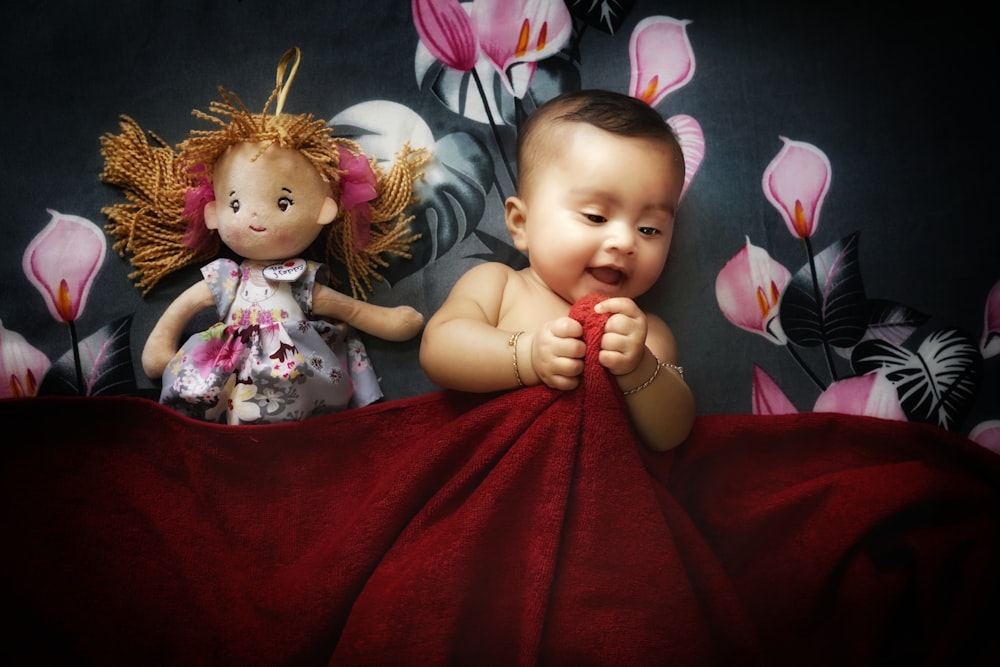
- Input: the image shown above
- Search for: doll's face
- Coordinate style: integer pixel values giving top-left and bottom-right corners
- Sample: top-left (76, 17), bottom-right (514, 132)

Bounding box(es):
top-left (204, 142), bottom-right (338, 261)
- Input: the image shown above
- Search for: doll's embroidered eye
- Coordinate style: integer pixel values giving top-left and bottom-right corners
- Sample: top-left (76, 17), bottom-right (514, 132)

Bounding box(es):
top-left (229, 200), bottom-right (240, 213)
top-left (278, 196), bottom-right (293, 211)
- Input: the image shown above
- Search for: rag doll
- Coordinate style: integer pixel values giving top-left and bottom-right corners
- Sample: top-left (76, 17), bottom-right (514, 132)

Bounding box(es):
top-left (100, 48), bottom-right (428, 424)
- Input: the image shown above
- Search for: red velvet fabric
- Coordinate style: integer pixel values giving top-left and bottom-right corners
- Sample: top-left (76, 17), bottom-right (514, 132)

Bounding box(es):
top-left (3, 297), bottom-right (999, 665)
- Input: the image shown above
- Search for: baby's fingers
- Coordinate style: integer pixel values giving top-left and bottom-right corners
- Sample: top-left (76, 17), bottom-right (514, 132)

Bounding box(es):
top-left (549, 316), bottom-right (584, 340)
top-left (594, 296), bottom-right (641, 317)
top-left (537, 355), bottom-right (584, 391)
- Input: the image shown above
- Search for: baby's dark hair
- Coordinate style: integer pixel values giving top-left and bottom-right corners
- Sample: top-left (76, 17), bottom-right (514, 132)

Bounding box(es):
top-left (515, 89), bottom-right (683, 189)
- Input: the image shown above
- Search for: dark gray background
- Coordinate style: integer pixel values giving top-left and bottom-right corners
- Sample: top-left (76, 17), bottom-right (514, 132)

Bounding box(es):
top-left (3, 1), bottom-right (997, 434)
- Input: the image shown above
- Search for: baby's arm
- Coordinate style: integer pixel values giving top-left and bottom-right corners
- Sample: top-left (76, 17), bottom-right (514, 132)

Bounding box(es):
top-left (419, 263), bottom-right (585, 392)
top-left (142, 280), bottom-right (215, 379)
top-left (594, 298), bottom-right (695, 451)
top-left (420, 263), bottom-right (524, 391)
top-left (312, 284), bottom-right (423, 342)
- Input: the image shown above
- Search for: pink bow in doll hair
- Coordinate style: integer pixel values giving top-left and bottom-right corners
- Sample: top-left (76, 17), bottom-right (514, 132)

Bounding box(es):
top-left (337, 147), bottom-right (377, 251)
top-left (181, 164), bottom-right (217, 254)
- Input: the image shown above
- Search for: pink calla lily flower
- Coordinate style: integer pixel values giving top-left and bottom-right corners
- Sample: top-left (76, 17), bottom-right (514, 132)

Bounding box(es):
top-left (628, 16), bottom-right (695, 108)
top-left (23, 210), bottom-right (106, 324)
top-left (0, 319), bottom-right (51, 398)
top-left (666, 114), bottom-right (704, 199)
top-left (471, 0), bottom-right (571, 95)
top-left (762, 137), bottom-right (832, 239)
top-left (412, 0), bottom-right (479, 71)
top-left (981, 279), bottom-right (1000, 359)
top-left (751, 364), bottom-right (798, 415)
top-left (814, 373), bottom-right (906, 421)
top-left (716, 237), bottom-right (792, 343)
top-left (969, 420), bottom-right (1000, 455)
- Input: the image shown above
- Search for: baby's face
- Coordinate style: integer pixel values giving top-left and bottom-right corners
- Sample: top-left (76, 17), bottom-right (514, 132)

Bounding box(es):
top-left (207, 142), bottom-right (336, 261)
top-left (518, 123), bottom-right (683, 304)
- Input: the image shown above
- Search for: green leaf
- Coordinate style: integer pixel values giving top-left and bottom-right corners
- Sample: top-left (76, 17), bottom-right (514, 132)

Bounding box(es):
top-left (780, 232), bottom-right (868, 348)
top-left (39, 315), bottom-right (138, 397)
top-left (852, 327), bottom-right (983, 430)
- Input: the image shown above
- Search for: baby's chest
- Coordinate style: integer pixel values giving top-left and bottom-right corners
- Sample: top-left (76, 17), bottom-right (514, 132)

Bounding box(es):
top-left (497, 280), bottom-right (571, 331)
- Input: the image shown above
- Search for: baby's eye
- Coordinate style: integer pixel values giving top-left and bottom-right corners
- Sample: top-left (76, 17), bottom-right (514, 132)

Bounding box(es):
top-left (638, 226), bottom-right (661, 237)
top-left (229, 200), bottom-right (240, 214)
top-left (584, 213), bottom-right (606, 223)
top-left (277, 196), bottom-right (293, 212)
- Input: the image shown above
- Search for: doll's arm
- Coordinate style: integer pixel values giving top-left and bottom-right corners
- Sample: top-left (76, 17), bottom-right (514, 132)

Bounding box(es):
top-left (141, 281), bottom-right (215, 379)
top-left (312, 284), bottom-right (423, 342)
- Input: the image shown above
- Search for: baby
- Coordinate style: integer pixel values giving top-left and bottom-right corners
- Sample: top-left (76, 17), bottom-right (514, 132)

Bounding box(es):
top-left (420, 89), bottom-right (694, 451)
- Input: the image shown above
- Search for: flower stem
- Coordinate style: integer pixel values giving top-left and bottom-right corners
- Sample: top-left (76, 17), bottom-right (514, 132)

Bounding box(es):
top-left (783, 343), bottom-right (827, 391)
top-left (767, 318), bottom-right (826, 390)
top-left (67, 319), bottom-right (85, 395)
top-left (803, 236), bottom-right (838, 382)
top-left (471, 68), bottom-right (516, 196)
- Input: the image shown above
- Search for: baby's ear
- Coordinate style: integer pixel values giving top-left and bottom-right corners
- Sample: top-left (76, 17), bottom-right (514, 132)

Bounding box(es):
top-left (504, 196), bottom-right (529, 251)
top-left (317, 196), bottom-right (339, 226)
top-left (204, 200), bottom-right (220, 230)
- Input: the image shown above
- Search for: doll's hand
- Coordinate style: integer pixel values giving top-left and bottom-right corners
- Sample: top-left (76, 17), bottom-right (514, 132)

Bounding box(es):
top-left (381, 305), bottom-right (425, 341)
top-left (142, 281), bottom-right (215, 379)
top-left (313, 285), bottom-right (423, 341)
top-left (141, 339), bottom-right (179, 380)
top-left (531, 316), bottom-right (586, 390)
top-left (593, 297), bottom-right (648, 376)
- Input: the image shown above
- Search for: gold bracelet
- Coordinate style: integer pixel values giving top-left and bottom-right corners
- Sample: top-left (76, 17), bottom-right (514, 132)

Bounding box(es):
top-left (509, 330), bottom-right (525, 387)
top-left (662, 363), bottom-right (684, 379)
top-left (622, 357), bottom-right (685, 396)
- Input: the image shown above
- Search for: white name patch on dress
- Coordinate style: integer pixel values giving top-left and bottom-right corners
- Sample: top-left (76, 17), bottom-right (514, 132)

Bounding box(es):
top-left (263, 258), bottom-right (307, 282)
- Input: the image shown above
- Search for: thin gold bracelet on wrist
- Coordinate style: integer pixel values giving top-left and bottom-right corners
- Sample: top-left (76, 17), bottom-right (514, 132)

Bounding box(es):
top-left (622, 356), bottom-right (684, 396)
top-left (509, 330), bottom-right (525, 387)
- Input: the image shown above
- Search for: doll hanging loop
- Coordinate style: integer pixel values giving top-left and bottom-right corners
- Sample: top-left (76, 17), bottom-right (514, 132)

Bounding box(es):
top-left (274, 47), bottom-right (301, 116)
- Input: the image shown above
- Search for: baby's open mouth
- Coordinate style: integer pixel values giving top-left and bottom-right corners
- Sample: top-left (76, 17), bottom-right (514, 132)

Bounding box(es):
top-left (588, 267), bottom-right (625, 285)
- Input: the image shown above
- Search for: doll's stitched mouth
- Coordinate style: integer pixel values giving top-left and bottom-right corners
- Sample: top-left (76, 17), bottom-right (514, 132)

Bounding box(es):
top-left (249, 225), bottom-right (266, 232)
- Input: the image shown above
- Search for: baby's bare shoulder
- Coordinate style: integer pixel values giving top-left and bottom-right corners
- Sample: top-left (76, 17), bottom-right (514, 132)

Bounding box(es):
top-left (448, 261), bottom-right (519, 296)
top-left (431, 262), bottom-right (520, 324)
top-left (463, 261), bottom-right (518, 281)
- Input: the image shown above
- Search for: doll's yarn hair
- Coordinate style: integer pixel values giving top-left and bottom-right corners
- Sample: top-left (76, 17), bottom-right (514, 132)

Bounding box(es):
top-left (100, 49), bottom-right (427, 299)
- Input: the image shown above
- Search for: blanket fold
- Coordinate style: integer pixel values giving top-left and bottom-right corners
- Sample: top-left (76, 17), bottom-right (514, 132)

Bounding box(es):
top-left (2, 295), bottom-right (999, 665)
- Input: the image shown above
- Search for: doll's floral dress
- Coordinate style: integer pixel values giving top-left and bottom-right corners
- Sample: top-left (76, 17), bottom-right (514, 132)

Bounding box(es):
top-left (160, 258), bottom-right (382, 424)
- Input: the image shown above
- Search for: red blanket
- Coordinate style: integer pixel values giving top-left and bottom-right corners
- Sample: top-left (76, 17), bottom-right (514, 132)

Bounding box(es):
top-left (3, 299), bottom-right (999, 665)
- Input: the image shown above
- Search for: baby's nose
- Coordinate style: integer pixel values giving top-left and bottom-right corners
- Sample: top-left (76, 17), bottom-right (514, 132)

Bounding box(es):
top-left (607, 226), bottom-right (636, 252)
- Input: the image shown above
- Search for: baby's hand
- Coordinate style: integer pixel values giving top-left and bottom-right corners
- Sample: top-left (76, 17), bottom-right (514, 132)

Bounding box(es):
top-left (594, 297), bottom-right (647, 376)
top-left (530, 316), bottom-right (586, 390)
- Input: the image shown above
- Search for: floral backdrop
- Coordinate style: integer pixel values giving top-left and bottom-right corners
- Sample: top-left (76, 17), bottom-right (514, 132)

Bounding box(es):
top-left (2, 1), bottom-right (997, 449)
